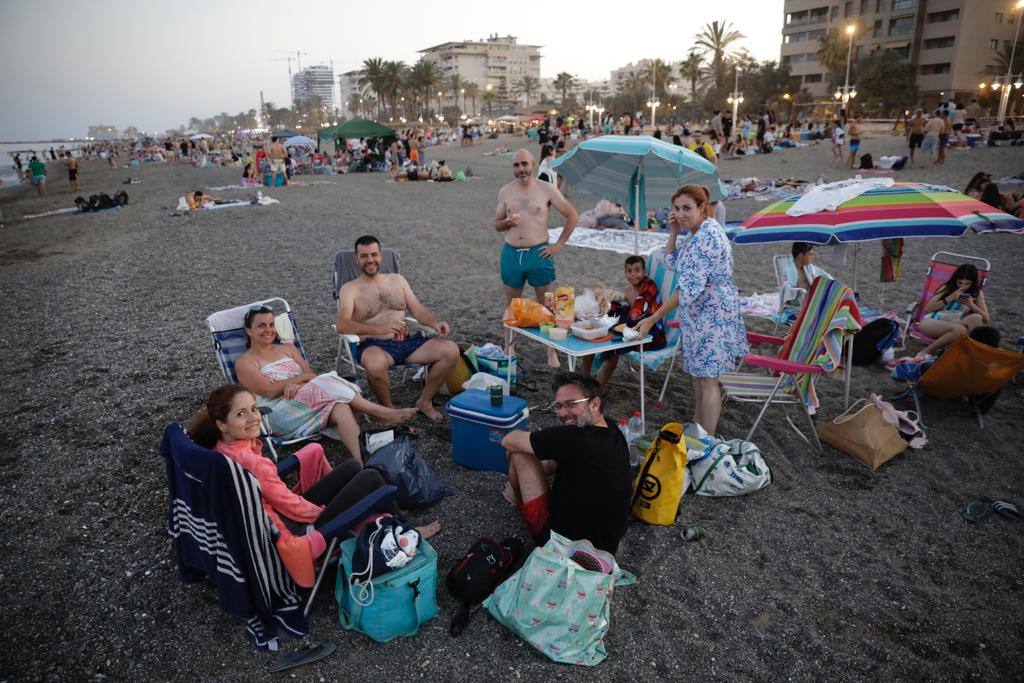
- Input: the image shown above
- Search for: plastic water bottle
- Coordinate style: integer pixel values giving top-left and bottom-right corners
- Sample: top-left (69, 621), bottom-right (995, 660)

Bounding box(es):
top-left (627, 411), bottom-right (644, 467)
top-left (618, 418), bottom-right (630, 442)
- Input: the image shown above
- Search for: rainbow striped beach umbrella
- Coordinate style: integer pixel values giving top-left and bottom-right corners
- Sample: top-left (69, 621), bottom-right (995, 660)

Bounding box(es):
top-left (730, 182), bottom-right (1024, 245)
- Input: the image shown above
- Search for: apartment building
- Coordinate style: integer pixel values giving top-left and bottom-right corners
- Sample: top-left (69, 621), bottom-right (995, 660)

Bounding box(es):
top-left (418, 34), bottom-right (542, 104)
top-left (337, 70), bottom-right (365, 117)
top-left (781, 0), bottom-right (1022, 104)
top-left (290, 64), bottom-right (335, 110)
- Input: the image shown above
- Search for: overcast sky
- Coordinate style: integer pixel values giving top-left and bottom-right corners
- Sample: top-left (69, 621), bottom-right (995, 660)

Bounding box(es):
top-left (0, 0), bottom-right (783, 140)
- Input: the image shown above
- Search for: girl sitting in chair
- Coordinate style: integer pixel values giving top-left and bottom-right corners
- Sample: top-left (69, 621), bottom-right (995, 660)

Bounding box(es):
top-left (916, 264), bottom-right (990, 357)
top-left (188, 383), bottom-right (438, 586)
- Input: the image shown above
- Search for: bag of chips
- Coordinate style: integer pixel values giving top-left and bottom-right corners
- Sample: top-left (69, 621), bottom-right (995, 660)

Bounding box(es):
top-left (503, 298), bottom-right (555, 327)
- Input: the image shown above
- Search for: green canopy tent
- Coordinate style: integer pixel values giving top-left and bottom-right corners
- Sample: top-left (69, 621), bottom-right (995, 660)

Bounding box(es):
top-left (319, 119), bottom-right (397, 144)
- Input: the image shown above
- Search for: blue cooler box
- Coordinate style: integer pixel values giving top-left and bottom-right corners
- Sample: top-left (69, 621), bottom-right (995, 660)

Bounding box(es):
top-left (263, 173), bottom-right (287, 187)
top-left (445, 389), bottom-right (529, 473)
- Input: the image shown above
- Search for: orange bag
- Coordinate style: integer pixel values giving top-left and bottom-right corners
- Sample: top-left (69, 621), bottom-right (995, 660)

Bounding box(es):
top-left (503, 298), bottom-right (555, 327)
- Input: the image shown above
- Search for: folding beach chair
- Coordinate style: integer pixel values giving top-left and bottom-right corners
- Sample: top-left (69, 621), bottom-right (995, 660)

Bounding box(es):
top-left (205, 297), bottom-right (331, 460)
top-left (904, 251), bottom-right (990, 345)
top-left (332, 248), bottom-right (428, 380)
top-left (159, 423), bottom-right (398, 645)
top-left (897, 336), bottom-right (1024, 428)
top-left (624, 250), bottom-right (682, 407)
top-left (720, 277), bottom-right (862, 451)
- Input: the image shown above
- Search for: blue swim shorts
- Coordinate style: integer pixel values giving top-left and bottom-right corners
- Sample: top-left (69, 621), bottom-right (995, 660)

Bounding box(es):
top-left (500, 242), bottom-right (556, 289)
top-left (357, 332), bottom-right (430, 365)
top-left (848, 139), bottom-right (860, 152)
top-left (32, 175), bottom-right (46, 185)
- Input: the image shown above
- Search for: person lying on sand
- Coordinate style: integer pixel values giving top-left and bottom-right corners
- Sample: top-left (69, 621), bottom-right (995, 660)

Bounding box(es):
top-left (235, 305), bottom-right (416, 462)
top-left (188, 190), bottom-right (222, 208)
top-left (500, 372), bottom-right (631, 554)
top-left (188, 383), bottom-right (439, 584)
top-left (335, 235), bottom-right (459, 422)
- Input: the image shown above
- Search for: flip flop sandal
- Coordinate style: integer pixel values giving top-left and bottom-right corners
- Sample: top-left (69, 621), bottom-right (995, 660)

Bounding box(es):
top-left (962, 498), bottom-right (995, 524)
top-left (267, 642), bottom-right (336, 673)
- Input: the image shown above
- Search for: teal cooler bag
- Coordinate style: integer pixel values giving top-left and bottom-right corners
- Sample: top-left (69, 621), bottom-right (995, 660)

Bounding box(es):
top-left (335, 537), bottom-right (438, 642)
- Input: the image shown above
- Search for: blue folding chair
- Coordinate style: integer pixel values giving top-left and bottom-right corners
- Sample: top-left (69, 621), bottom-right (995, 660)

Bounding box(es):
top-left (160, 423), bottom-right (398, 638)
top-left (625, 250), bottom-right (682, 406)
top-left (205, 297), bottom-right (333, 460)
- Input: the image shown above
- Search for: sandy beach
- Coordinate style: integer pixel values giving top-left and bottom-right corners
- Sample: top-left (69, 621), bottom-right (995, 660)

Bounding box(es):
top-left (1, 132), bottom-right (1022, 680)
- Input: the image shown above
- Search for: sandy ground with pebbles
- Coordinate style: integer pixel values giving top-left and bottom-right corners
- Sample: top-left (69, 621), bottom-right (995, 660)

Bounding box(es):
top-left (0, 131), bottom-right (1022, 681)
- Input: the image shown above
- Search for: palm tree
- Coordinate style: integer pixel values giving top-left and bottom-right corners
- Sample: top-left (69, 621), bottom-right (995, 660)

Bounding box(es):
top-left (553, 72), bottom-right (578, 107)
top-left (408, 60), bottom-right (443, 117)
top-left (622, 72), bottom-right (648, 113)
top-left (650, 59), bottom-right (674, 99)
top-left (464, 82), bottom-right (480, 116)
top-left (678, 51), bottom-right (705, 117)
top-left (516, 75), bottom-right (539, 105)
top-left (816, 29), bottom-right (850, 90)
top-left (992, 40), bottom-right (1024, 76)
top-left (382, 60), bottom-right (407, 119)
top-left (359, 57), bottom-right (387, 119)
top-left (482, 87), bottom-right (497, 115)
top-left (694, 20), bottom-right (745, 85)
top-left (447, 74), bottom-right (464, 112)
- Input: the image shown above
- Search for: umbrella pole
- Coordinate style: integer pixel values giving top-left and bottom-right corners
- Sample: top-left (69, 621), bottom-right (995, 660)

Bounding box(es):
top-left (852, 242), bottom-right (859, 295)
top-left (634, 159), bottom-right (642, 255)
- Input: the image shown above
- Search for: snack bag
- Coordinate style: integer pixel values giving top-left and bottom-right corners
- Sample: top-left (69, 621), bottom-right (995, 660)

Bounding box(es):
top-left (503, 298), bottom-right (555, 327)
top-left (554, 286), bottom-right (575, 329)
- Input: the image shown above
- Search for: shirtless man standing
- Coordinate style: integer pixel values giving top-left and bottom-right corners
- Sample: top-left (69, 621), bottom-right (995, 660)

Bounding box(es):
top-left (492, 149), bottom-right (579, 310)
top-left (266, 136), bottom-right (288, 186)
top-left (336, 235), bottom-right (459, 421)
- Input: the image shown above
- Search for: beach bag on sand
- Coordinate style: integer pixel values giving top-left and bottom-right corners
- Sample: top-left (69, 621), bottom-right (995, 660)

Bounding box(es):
top-left (688, 436), bottom-right (771, 497)
top-left (852, 318), bottom-right (900, 366)
top-left (631, 423), bottom-right (688, 525)
top-left (483, 532), bottom-right (635, 666)
top-left (816, 399), bottom-right (908, 470)
top-left (363, 433), bottom-right (451, 508)
top-left (446, 536), bottom-right (526, 636)
top-left (336, 522), bottom-right (438, 643)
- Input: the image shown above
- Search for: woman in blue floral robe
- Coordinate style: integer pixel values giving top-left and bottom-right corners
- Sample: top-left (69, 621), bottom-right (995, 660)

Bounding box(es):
top-left (638, 185), bottom-right (747, 434)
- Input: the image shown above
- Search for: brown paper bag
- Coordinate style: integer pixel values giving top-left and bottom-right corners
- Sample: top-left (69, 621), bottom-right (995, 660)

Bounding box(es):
top-left (816, 399), bottom-right (908, 470)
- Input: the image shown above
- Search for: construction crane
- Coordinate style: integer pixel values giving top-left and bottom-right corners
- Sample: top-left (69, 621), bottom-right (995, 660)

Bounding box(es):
top-left (275, 49), bottom-right (308, 72)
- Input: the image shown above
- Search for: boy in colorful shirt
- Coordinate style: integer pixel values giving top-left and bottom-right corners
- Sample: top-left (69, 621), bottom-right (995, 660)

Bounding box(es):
top-left (580, 255), bottom-right (667, 390)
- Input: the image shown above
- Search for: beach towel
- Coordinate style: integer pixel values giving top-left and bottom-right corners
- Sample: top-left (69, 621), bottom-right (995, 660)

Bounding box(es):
top-left (175, 195), bottom-right (280, 211)
top-left (786, 178), bottom-right (895, 216)
top-left (547, 226), bottom-right (671, 256)
top-left (777, 277), bottom-right (862, 413)
top-left (160, 424), bottom-right (307, 650)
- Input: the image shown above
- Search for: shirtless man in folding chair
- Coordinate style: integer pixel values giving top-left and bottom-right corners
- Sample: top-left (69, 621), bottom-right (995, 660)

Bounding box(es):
top-left (336, 235), bottom-right (459, 421)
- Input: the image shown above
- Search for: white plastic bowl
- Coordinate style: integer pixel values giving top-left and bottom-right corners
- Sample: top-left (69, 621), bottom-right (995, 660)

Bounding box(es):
top-left (571, 320), bottom-right (610, 340)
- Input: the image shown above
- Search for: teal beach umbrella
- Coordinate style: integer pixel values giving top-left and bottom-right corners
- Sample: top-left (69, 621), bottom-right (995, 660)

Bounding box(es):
top-left (552, 135), bottom-right (726, 253)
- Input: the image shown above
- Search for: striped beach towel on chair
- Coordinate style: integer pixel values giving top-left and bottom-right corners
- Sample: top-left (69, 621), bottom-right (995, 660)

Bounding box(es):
top-left (778, 277), bottom-right (861, 413)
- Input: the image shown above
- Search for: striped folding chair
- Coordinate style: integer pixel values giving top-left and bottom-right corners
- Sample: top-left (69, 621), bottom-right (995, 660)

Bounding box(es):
top-left (206, 297), bottom-right (331, 460)
top-left (720, 276), bottom-right (862, 451)
top-left (904, 251), bottom-right (990, 345)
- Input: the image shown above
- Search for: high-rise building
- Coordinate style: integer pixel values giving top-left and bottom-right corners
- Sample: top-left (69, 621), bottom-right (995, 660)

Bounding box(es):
top-left (780, 0), bottom-right (1023, 105)
top-left (418, 34), bottom-right (542, 105)
top-left (291, 64), bottom-right (335, 110)
top-left (338, 70), bottom-right (365, 118)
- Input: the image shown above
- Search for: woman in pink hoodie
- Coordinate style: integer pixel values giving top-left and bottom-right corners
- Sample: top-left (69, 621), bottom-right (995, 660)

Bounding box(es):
top-left (188, 383), bottom-right (439, 586)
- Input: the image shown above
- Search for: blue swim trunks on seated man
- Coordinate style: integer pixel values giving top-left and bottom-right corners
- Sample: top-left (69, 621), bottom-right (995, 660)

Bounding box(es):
top-left (356, 332), bottom-right (430, 365)
top-left (500, 242), bottom-right (557, 289)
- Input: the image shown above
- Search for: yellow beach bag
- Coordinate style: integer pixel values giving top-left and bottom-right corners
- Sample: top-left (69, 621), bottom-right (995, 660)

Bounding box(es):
top-left (631, 423), bottom-right (687, 525)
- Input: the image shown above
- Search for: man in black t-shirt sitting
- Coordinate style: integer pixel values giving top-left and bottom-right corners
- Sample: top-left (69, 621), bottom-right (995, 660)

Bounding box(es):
top-left (500, 372), bottom-right (632, 554)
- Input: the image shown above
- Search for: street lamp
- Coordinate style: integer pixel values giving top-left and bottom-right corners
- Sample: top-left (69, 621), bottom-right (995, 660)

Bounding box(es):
top-left (996, 0), bottom-right (1024, 126)
top-left (834, 23), bottom-right (858, 113)
top-left (726, 68), bottom-right (744, 127)
top-left (648, 61), bottom-right (660, 130)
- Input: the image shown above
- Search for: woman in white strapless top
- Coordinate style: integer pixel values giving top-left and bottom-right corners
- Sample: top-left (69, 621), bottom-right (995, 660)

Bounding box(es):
top-left (235, 306), bottom-right (416, 463)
